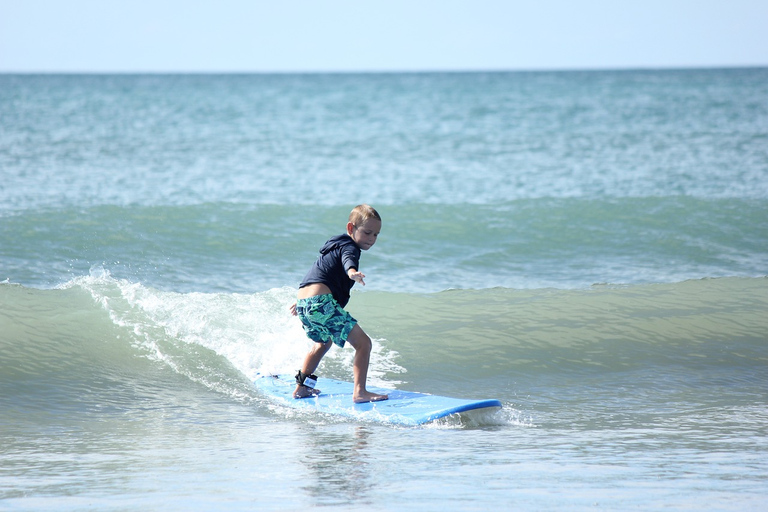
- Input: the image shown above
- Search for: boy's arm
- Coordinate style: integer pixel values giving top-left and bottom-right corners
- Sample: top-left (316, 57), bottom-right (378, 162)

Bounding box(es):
top-left (341, 244), bottom-right (365, 286)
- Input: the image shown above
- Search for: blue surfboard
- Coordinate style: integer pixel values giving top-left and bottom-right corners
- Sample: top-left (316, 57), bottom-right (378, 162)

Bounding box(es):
top-left (253, 374), bottom-right (502, 426)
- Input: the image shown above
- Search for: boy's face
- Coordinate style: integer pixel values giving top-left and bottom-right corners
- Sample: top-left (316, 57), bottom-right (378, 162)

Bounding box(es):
top-left (348, 218), bottom-right (381, 251)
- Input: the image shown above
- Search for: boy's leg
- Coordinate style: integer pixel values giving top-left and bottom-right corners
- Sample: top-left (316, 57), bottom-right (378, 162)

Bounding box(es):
top-left (293, 341), bottom-right (333, 398)
top-left (345, 324), bottom-right (388, 403)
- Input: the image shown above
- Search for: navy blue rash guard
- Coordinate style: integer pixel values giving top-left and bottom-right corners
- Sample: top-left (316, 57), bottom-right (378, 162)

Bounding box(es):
top-left (299, 234), bottom-right (361, 308)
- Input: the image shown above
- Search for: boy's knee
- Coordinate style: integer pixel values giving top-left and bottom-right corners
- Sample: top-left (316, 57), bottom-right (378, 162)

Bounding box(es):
top-left (348, 328), bottom-right (371, 352)
top-left (311, 341), bottom-right (331, 354)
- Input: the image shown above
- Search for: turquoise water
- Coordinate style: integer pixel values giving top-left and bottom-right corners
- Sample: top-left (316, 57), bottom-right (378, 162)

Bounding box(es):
top-left (2, 70), bottom-right (768, 510)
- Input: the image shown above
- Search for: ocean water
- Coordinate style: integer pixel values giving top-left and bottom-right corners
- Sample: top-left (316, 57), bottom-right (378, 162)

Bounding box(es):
top-left (1, 69), bottom-right (767, 510)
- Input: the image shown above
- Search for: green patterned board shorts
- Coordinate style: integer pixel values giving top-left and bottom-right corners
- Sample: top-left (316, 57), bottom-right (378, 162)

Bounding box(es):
top-left (296, 294), bottom-right (357, 348)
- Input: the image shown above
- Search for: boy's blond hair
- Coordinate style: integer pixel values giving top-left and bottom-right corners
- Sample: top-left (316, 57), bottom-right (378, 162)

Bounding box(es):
top-left (349, 204), bottom-right (381, 226)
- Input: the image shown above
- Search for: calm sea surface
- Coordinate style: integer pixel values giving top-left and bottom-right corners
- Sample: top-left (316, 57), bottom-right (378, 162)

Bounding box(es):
top-left (2, 69), bottom-right (767, 510)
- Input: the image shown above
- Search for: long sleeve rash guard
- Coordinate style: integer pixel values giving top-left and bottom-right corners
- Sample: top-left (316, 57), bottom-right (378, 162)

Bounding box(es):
top-left (299, 234), bottom-right (361, 307)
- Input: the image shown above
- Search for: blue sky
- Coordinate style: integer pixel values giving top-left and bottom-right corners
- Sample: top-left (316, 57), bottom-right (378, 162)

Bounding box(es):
top-left (1, 0), bottom-right (766, 72)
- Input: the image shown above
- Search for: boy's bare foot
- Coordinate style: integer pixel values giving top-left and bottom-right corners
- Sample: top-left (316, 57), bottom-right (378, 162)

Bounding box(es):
top-left (354, 391), bottom-right (389, 404)
top-left (293, 385), bottom-right (320, 399)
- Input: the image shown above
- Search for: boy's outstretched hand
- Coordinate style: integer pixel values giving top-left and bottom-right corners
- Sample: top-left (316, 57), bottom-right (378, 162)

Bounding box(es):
top-left (289, 302), bottom-right (297, 316)
top-left (348, 269), bottom-right (366, 286)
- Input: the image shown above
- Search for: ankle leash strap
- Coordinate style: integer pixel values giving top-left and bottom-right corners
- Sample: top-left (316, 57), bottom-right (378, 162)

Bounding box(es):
top-left (295, 370), bottom-right (318, 389)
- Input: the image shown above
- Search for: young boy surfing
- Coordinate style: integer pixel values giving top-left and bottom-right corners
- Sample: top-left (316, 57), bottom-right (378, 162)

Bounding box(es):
top-left (289, 204), bottom-right (389, 404)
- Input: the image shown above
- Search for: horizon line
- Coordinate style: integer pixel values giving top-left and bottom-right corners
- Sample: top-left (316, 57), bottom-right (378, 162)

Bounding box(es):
top-left (2, 64), bottom-right (767, 75)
